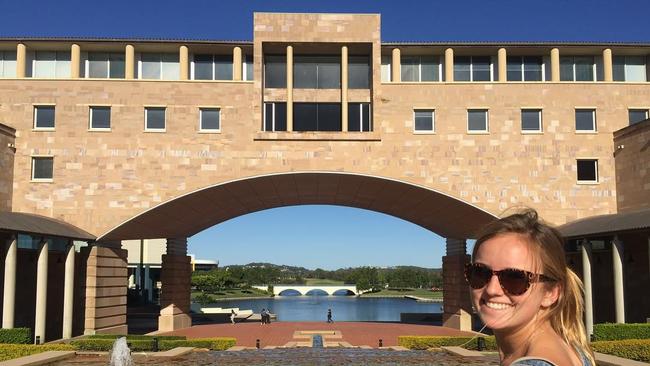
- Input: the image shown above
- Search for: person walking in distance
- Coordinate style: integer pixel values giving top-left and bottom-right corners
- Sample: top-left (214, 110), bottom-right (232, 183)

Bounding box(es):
top-left (327, 308), bottom-right (333, 323)
top-left (230, 309), bottom-right (237, 325)
top-left (260, 308), bottom-right (267, 325)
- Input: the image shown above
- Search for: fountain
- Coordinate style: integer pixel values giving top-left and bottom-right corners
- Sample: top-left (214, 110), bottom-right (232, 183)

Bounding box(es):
top-left (109, 337), bottom-right (133, 366)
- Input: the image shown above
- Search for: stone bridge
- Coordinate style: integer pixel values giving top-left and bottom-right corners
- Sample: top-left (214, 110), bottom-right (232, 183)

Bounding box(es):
top-left (253, 285), bottom-right (358, 296)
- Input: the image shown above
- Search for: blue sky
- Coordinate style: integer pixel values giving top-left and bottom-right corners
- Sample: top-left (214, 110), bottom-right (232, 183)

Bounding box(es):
top-left (5, 0), bottom-right (648, 269)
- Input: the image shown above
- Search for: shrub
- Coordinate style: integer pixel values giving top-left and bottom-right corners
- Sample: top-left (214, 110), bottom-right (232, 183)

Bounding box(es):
top-left (71, 336), bottom-right (236, 351)
top-left (398, 336), bottom-right (497, 351)
top-left (160, 338), bottom-right (235, 351)
top-left (592, 323), bottom-right (650, 341)
top-left (70, 339), bottom-right (153, 352)
top-left (0, 344), bottom-right (75, 362)
top-left (591, 339), bottom-right (650, 362)
top-left (0, 328), bottom-right (31, 344)
top-left (86, 334), bottom-right (186, 341)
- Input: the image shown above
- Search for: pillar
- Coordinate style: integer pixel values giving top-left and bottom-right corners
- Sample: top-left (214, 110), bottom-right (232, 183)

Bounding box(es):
top-left (62, 241), bottom-right (75, 339)
top-left (125, 45), bottom-right (135, 79)
top-left (34, 240), bottom-right (48, 344)
top-left (442, 238), bottom-right (472, 331)
top-left (580, 239), bottom-right (593, 336)
top-left (612, 236), bottom-right (625, 323)
top-left (16, 43), bottom-right (26, 78)
top-left (341, 45), bottom-right (349, 132)
top-left (603, 48), bottom-right (613, 82)
top-left (2, 236), bottom-right (17, 328)
top-left (286, 45), bottom-right (293, 132)
top-left (83, 241), bottom-right (128, 335)
top-left (498, 48), bottom-right (507, 82)
top-left (391, 48), bottom-right (400, 83)
top-left (158, 238), bottom-right (192, 332)
top-left (179, 45), bottom-right (189, 80)
top-left (445, 48), bottom-right (454, 82)
top-left (71, 44), bottom-right (81, 78)
top-left (233, 46), bottom-right (242, 81)
top-left (550, 48), bottom-right (560, 82)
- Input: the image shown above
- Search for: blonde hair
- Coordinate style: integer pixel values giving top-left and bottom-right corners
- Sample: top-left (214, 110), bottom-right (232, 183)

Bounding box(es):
top-left (472, 208), bottom-right (595, 366)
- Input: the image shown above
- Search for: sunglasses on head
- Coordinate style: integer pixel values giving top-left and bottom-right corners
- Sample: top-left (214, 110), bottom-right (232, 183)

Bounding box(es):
top-left (464, 262), bottom-right (556, 296)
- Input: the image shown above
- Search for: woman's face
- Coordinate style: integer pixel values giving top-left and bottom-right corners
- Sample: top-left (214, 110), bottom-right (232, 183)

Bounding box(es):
top-left (470, 233), bottom-right (554, 332)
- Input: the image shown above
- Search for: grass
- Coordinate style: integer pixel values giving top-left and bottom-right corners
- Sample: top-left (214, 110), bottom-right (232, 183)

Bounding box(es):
top-left (191, 287), bottom-right (271, 300)
top-left (360, 288), bottom-right (443, 299)
top-left (303, 278), bottom-right (346, 286)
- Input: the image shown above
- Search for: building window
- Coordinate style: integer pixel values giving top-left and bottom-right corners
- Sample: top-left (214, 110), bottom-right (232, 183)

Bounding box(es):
top-left (31, 157), bottom-right (53, 181)
top-left (401, 55), bottom-right (440, 82)
top-left (575, 109), bottom-right (596, 132)
top-left (199, 108), bottom-right (220, 131)
top-left (413, 109), bottom-right (434, 132)
top-left (560, 56), bottom-right (595, 81)
top-left (613, 56), bottom-right (646, 82)
top-left (348, 56), bottom-right (370, 89)
top-left (521, 109), bottom-right (542, 132)
top-left (193, 54), bottom-right (232, 80)
top-left (86, 52), bottom-right (125, 78)
top-left (145, 107), bottom-right (166, 131)
top-left (139, 53), bottom-right (179, 80)
top-left (264, 55), bottom-right (286, 88)
top-left (89, 106), bottom-right (111, 130)
top-left (0, 51), bottom-right (17, 78)
top-left (263, 102), bottom-right (287, 131)
top-left (628, 109), bottom-right (649, 125)
top-left (381, 55), bottom-right (392, 82)
top-left (577, 159), bottom-right (598, 183)
top-left (349, 103), bottom-right (372, 132)
top-left (30, 51), bottom-right (71, 78)
top-left (468, 109), bottom-right (489, 132)
top-left (243, 54), bottom-right (253, 81)
top-left (34, 106), bottom-right (55, 129)
top-left (507, 56), bottom-right (543, 81)
top-left (454, 56), bottom-right (492, 82)
top-left (294, 56), bottom-right (340, 89)
top-left (294, 103), bottom-right (341, 131)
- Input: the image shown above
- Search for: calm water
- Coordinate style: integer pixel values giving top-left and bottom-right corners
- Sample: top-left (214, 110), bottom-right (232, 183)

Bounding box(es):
top-left (206, 296), bottom-right (443, 322)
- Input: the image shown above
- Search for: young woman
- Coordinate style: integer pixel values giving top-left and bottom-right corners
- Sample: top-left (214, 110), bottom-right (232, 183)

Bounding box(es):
top-left (465, 209), bottom-right (595, 366)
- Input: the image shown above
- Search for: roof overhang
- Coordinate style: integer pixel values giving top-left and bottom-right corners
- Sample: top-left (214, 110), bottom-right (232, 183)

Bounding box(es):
top-left (0, 211), bottom-right (96, 241)
top-left (558, 208), bottom-right (650, 238)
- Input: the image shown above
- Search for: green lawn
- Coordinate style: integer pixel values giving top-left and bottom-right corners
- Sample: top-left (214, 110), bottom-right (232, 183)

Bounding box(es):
top-left (303, 278), bottom-right (346, 285)
top-left (191, 287), bottom-right (271, 301)
top-left (360, 288), bottom-right (443, 299)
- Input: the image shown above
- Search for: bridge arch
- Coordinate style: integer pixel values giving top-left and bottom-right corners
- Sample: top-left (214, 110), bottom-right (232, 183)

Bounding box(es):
top-left (278, 289), bottom-right (303, 296)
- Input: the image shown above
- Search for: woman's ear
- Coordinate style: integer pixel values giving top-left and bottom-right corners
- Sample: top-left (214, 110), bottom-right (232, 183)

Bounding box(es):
top-left (541, 283), bottom-right (561, 308)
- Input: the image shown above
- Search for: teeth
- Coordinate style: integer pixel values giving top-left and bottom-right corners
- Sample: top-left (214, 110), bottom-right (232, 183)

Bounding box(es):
top-left (485, 301), bottom-right (512, 310)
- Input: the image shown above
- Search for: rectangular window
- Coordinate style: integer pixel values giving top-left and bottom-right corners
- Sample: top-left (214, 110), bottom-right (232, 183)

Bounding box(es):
top-left (381, 55), bottom-right (392, 82)
top-left (87, 52), bottom-right (125, 78)
top-left (263, 102), bottom-right (287, 131)
top-left (628, 109), bottom-right (649, 125)
top-left (613, 56), bottom-right (646, 82)
top-left (401, 55), bottom-right (439, 82)
top-left (140, 53), bottom-right (179, 80)
top-left (413, 109), bottom-right (434, 132)
top-left (264, 55), bottom-right (286, 88)
top-left (294, 55), bottom-right (340, 89)
top-left (192, 54), bottom-right (232, 80)
top-left (294, 103), bottom-right (341, 131)
top-left (34, 106), bottom-right (55, 129)
top-left (507, 56), bottom-right (543, 81)
top-left (145, 107), bottom-right (166, 131)
top-left (560, 56), bottom-right (595, 81)
top-left (348, 103), bottom-right (372, 132)
top-left (200, 108), bottom-right (220, 131)
top-left (577, 159), bottom-right (598, 183)
top-left (0, 51), bottom-right (17, 78)
top-left (575, 109), bottom-right (596, 132)
top-left (454, 56), bottom-right (492, 82)
top-left (32, 51), bottom-right (70, 78)
top-left (89, 106), bottom-right (111, 130)
top-left (32, 157), bottom-right (53, 181)
top-left (243, 54), bottom-right (253, 81)
top-left (521, 109), bottom-right (542, 132)
top-left (468, 109), bottom-right (489, 132)
top-left (348, 56), bottom-right (370, 89)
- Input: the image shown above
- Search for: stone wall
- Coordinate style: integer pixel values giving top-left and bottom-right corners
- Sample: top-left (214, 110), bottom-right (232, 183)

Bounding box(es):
top-left (0, 123), bottom-right (15, 211)
top-left (613, 119), bottom-right (650, 213)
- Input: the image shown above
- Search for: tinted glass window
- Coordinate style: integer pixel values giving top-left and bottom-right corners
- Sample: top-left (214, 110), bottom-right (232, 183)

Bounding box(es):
top-left (88, 52), bottom-right (109, 78)
top-left (521, 109), bottom-right (541, 131)
top-left (560, 57), bottom-right (574, 81)
top-left (275, 103), bottom-right (287, 131)
top-left (575, 109), bottom-right (595, 131)
top-left (362, 104), bottom-right (371, 132)
top-left (574, 56), bottom-right (594, 81)
top-left (523, 57), bottom-right (543, 81)
top-left (414, 110), bottom-right (433, 131)
top-left (294, 56), bottom-right (318, 88)
top-left (507, 57), bottom-right (522, 81)
top-left (141, 53), bottom-right (161, 79)
top-left (264, 55), bottom-right (286, 88)
top-left (109, 53), bottom-right (125, 78)
top-left (468, 109), bottom-right (488, 131)
top-left (577, 160), bottom-right (597, 182)
top-left (348, 56), bottom-right (370, 88)
top-left (318, 103), bottom-right (341, 131)
top-left (214, 55), bottom-right (233, 80)
top-left (401, 56), bottom-right (419, 82)
top-left (472, 56), bottom-right (491, 81)
top-left (628, 109), bottom-right (648, 125)
top-left (35, 106), bottom-right (55, 128)
top-left (146, 108), bottom-right (165, 130)
top-left (194, 54), bottom-right (213, 80)
top-left (454, 56), bottom-right (471, 81)
top-left (349, 103), bottom-right (361, 131)
top-left (200, 108), bottom-right (220, 130)
top-left (294, 103), bottom-right (317, 131)
top-left (90, 107), bottom-right (111, 129)
top-left (317, 57), bottom-right (340, 88)
top-left (32, 157), bottom-right (53, 180)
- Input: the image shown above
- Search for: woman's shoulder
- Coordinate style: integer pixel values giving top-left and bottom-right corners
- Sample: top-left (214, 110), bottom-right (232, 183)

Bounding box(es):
top-left (511, 357), bottom-right (557, 366)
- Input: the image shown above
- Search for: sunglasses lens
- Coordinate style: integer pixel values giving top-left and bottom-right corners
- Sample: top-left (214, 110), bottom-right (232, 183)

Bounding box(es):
top-left (466, 264), bottom-right (492, 289)
top-left (499, 269), bottom-right (530, 295)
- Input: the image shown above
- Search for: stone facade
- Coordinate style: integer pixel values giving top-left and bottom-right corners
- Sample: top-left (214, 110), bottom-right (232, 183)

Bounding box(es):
top-left (0, 124), bottom-right (15, 211)
top-left (613, 119), bottom-right (650, 213)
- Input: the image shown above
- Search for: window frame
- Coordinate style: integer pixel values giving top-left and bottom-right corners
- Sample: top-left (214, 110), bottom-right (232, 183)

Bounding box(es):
top-left (263, 102), bottom-right (287, 132)
top-left (574, 108), bottom-right (597, 133)
top-left (264, 54), bottom-right (287, 88)
top-left (400, 55), bottom-right (441, 82)
top-left (560, 56), bottom-right (596, 82)
top-left (85, 52), bottom-right (125, 79)
top-left (413, 109), bottom-right (435, 134)
top-left (628, 108), bottom-right (649, 125)
top-left (31, 51), bottom-right (71, 78)
top-left (576, 159), bottom-right (599, 184)
top-left (199, 107), bottom-right (221, 133)
top-left (381, 54), bottom-right (392, 82)
top-left (33, 105), bottom-right (56, 130)
top-left (191, 54), bottom-right (233, 81)
top-left (89, 105), bottom-right (112, 131)
top-left (144, 106), bottom-right (167, 132)
top-left (348, 103), bottom-right (372, 132)
top-left (138, 53), bottom-right (179, 80)
top-left (454, 56), bottom-right (494, 82)
top-left (507, 56), bottom-right (545, 82)
top-left (0, 50), bottom-right (17, 78)
top-left (467, 109), bottom-right (489, 133)
top-left (521, 108), bottom-right (543, 133)
top-left (613, 55), bottom-right (647, 82)
top-left (31, 156), bottom-right (54, 182)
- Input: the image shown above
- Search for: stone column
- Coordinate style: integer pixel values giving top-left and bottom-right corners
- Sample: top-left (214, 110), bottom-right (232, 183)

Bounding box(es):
top-left (233, 46), bottom-right (242, 81)
top-left (341, 45), bottom-right (349, 132)
top-left (34, 240), bottom-right (48, 343)
top-left (445, 48), bottom-right (454, 82)
top-left (498, 48), bottom-right (507, 82)
top-left (603, 48), bottom-right (613, 82)
top-left (612, 236), bottom-right (625, 323)
top-left (391, 48), bottom-right (400, 83)
top-left (62, 241), bottom-right (75, 339)
top-left (158, 238), bottom-right (192, 332)
top-left (580, 239), bottom-right (593, 336)
top-left (125, 45), bottom-right (135, 79)
top-left (550, 48), bottom-right (560, 82)
top-left (2, 235), bottom-right (17, 328)
top-left (83, 241), bottom-right (128, 335)
top-left (16, 43), bottom-right (26, 78)
top-left (71, 44), bottom-right (81, 78)
top-left (442, 238), bottom-right (472, 331)
top-left (286, 45), bottom-right (293, 132)
top-left (179, 45), bottom-right (189, 80)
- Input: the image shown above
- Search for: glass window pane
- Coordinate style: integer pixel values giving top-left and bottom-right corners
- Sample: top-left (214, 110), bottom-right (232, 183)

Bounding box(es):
top-left (523, 56), bottom-right (542, 81)
top-left (420, 56), bottom-right (438, 81)
top-left (521, 109), bottom-right (541, 131)
top-left (146, 108), bottom-right (165, 129)
top-left (381, 55), bottom-right (391, 82)
top-left (200, 108), bottom-right (220, 130)
top-left (264, 55), bottom-right (286, 88)
top-left (1, 51), bottom-right (17, 78)
top-left (574, 56), bottom-right (594, 81)
top-left (362, 103), bottom-right (371, 132)
top-left (628, 109), bottom-right (648, 125)
top-left (560, 57), bottom-right (574, 81)
top-left (575, 109), bottom-right (595, 131)
top-left (33, 51), bottom-right (56, 78)
top-left (468, 109), bottom-right (487, 131)
top-left (401, 56), bottom-right (419, 82)
top-left (454, 56), bottom-right (471, 81)
top-left (214, 55), bottom-right (233, 80)
top-left (294, 56), bottom-right (317, 88)
top-left (275, 103), bottom-right (287, 131)
top-left (317, 103), bottom-right (341, 131)
top-left (577, 160), bottom-right (597, 181)
top-left (55, 51), bottom-right (70, 78)
top-left (88, 52), bottom-right (109, 78)
top-left (244, 55), bottom-right (253, 81)
top-left (108, 53), bottom-right (125, 78)
top-left (294, 103), bottom-right (317, 131)
top-left (161, 53), bottom-right (179, 80)
top-left (264, 103), bottom-right (273, 131)
top-left (194, 54), bottom-right (214, 80)
top-left (349, 103), bottom-right (361, 131)
top-left (317, 57), bottom-right (340, 89)
top-left (472, 56), bottom-right (491, 81)
top-left (613, 56), bottom-right (626, 81)
top-left (507, 56), bottom-right (522, 81)
top-left (141, 53), bottom-right (161, 79)
top-left (32, 157), bottom-right (53, 179)
top-left (624, 56), bottom-right (646, 82)
top-left (35, 106), bottom-right (55, 128)
top-left (91, 107), bottom-right (111, 129)
top-left (414, 110), bottom-right (433, 131)
top-left (348, 56), bottom-right (370, 89)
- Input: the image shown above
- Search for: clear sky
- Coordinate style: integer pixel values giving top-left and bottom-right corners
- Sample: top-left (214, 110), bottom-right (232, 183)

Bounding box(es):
top-left (4, 0), bottom-right (648, 269)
